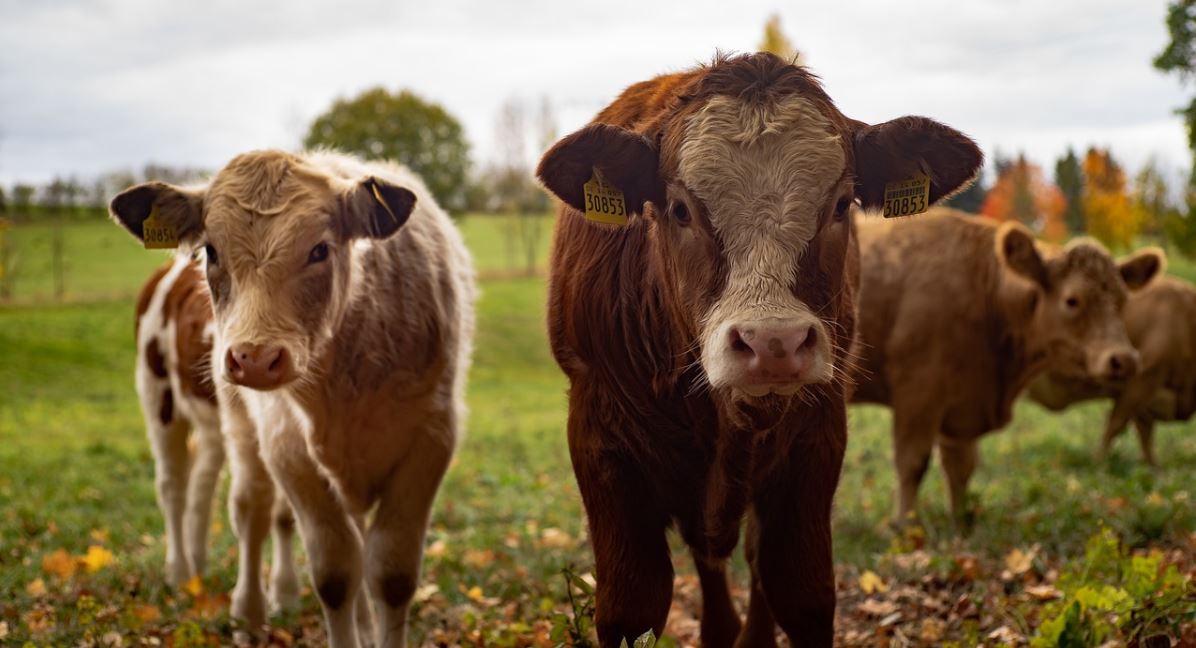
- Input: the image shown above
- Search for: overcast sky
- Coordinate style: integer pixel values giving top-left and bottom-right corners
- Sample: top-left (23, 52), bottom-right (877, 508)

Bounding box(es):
top-left (0, 0), bottom-right (1191, 188)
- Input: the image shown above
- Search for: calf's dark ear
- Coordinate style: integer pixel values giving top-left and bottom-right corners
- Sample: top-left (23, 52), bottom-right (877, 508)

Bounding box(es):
top-left (345, 177), bottom-right (416, 240)
top-left (853, 116), bottom-right (983, 210)
top-left (109, 182), bottom-right (205, 244)
top-left (997, 222), bottom-right (1050, 289)
top-left (1118, 247), bottom-right (1165, 290)
top-left (536, 123), bottom-right (665, 216)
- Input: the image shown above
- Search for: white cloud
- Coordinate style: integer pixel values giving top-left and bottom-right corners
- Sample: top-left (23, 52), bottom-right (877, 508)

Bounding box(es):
top-left (0, 0), bottom-right (1189, 187)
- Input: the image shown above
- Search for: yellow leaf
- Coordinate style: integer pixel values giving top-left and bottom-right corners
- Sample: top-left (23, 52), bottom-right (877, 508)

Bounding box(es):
top-left (858, 570), bottom-right (888, 594)
top-left (1004, 548), bottom-right (1034, 575)
top-left (183, 576), bottom-right (204, 597)
top-left (425, 539), bottom-right (448, 559)
top-left (42, 548), bottom-right (77, 579)
top-left (463, 548), bottom-right (495, 569)
top-left (80, 545), bottom-right (115, 573)
top-left (131, 603), bottom-right (161, 623)
top-left (26, 577), bottom-right (47, 597)
top-left (466, 585), bottom-right (484, 602)
top-left (89, 528), bottom-right (110, 543)
top-left (413, 584), bottom-right (439, 604)
top-left (1145, 491), bottom-right (1165, 506)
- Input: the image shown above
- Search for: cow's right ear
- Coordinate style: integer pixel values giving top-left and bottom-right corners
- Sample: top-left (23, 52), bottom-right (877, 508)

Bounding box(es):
top-left (110, 182), bottom-right (205, 244)
top-left (536, 123), bottom-right (665, 216)
top-left (996, 222), bottom-right (1049, 289)
top-left (1118, 247), bottom-right (1165, 290)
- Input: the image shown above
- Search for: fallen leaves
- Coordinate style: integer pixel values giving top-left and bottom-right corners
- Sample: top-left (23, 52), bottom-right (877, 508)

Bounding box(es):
top-left (41, 548), bottom-right (76, 579)
top-left (80, 545), bottom-right (115, 573)
top-left (858, 569), bottom-right (888, 594)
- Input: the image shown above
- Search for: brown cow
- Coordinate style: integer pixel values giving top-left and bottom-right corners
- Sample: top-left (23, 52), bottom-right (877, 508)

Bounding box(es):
top-left (134, 257), bottom-right (300, 609)
top-left (537, 52), bottom-right (982, 647)
top-left (850, 208), bottom-right (1163, 523)
top-left (1027, 271), bottom-right (1195, 466)
top-left (113, 150), bottom-right (475, 648)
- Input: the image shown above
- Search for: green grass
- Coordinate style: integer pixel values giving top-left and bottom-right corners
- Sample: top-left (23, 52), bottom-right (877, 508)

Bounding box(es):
top-left (1, 219), bottom-right (1194, 644)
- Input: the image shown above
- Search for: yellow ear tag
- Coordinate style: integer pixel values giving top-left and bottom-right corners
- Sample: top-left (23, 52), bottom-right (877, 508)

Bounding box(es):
top-left (370, 181), bottom-right (398, 225)
top-left (582, 170), bottom-right (628, 226)
top-left (882, 174), bottom-right (931, 218)
top-left (142, 207), bottom-right (178, 249)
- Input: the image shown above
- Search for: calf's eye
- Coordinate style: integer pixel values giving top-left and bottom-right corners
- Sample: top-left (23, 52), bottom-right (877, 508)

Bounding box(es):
top-left (669, 201), bottom-right (691, 225)
top-left (308, 242), bottom-right (329, 265)
top-left (1065, 296), bottom-right (1079, 309)
top-left (834, 197), bottom-right (852, 220)
top-left (204, 243), bottom-right (219, 265)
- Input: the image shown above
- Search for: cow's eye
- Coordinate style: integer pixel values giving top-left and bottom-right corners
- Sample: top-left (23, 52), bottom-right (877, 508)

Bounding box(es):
top-left (308, 242), bottom-right (329, 265)
top-left (1065, 296), bottom-right (1080, 309)
top-left (204, 243), bottom-right (218, 266)
top-left (834, 197), bottom-right (853, 220)
top-left (669, 201), bottom-right (691, 225)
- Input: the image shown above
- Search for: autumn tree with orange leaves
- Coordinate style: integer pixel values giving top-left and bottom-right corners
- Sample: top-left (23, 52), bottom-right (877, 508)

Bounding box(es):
top-left (1082, 148), bottom-right (1145, 250)
top-left (980, 155), bottom-right (1067, 241)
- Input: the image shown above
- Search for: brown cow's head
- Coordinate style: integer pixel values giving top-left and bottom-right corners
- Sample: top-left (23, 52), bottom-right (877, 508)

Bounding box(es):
top-left (996, 224), bottom-right (1164, 382)
top-left (110, 150), bottom-right (416, 391)
top-left (538, 53), bottom-right (983, 398)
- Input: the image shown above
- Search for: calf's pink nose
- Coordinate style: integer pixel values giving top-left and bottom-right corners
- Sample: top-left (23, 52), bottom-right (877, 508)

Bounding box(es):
top-left (226, 344), bottom-right (291, 389)
top-left (729, 323), bottom-right (817, 382)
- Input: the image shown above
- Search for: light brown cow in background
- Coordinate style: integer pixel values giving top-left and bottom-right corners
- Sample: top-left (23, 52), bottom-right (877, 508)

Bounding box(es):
top-left (112, 150), bottom-right (476, 648)
top-left (134, 256), bottom-right (300, 610)
top-left (850, 207), bottom-right (1162, 524)
top-left (1028, 272), bottom-right (1196, 466)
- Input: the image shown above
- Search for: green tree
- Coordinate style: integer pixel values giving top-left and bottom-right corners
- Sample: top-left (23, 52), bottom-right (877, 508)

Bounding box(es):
top-left (1055, 148), bottom-right (1085, 233)
top-left (759, 14), bottom-right (801, 62)
top-left (11, 184), bottom-right (34, 215)
top-left (304, 87), bottom-right (471, 212)
top-left (1132, 158), bottom-right (1178, 237)
top-left (0, 185), bottom-right (7, 214)
top-left (1154, 0), bottom-right (1196, 257)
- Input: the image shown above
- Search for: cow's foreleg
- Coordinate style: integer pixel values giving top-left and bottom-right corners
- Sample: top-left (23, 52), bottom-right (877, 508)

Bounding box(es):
top-left (892, 402), bottom-right (940, 523)
top-left (365, 429), bottom-right (452, 648)
top-left (184, 418), bottom-right (224, 578)
top-left (269, 496), bottom-right (300, 613)
top-left (938, 437), bottom-right (978, 528)
top-left (143, 398), bottom-right (193, 587)
top-left (264, 430), bottom-right (364, 648)
top-left (225, 410), bottom-right (274, 636)
top-left (737, 515), bottom-right (777, 648)
top-left (1133, 417), bottom-right (1157, 468)
top-left (573, 455), bottom-right (673, 646)
top-left (751, 399), bottom-right (845, 648)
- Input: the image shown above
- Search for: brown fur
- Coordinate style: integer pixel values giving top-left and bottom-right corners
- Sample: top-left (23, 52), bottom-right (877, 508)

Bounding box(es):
top-left (850, 208), bottom-right (1151, 523)
top-left (540, 52), bottom-right (980, 647)
top-left (1027, 275), bottom-right (1196, 465)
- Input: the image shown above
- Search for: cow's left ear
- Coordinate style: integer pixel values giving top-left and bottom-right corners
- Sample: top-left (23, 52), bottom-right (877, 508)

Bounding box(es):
top-left (110, 182), bottom-right (205, 244)
top-left (344, 176), bottom-right (416, 240)
top-left (852, 116), bottom-right (983, 210)
top-left (1118, 247), bottom-right (1166, 290)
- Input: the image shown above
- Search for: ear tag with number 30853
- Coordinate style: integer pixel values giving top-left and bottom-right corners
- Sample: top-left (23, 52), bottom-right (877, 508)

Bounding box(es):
top-left (582, 170), bottom-right (628, 226)
top-left (142, 207), bottom-right (179, 249)
top-left (882, 174), bottom-right (931, 218)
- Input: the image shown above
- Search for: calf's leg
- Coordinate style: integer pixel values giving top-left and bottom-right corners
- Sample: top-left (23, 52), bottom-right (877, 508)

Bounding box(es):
top-left (184, 418), bottom-right (224, 578)
top-left (1133, 417), bottom-right (1157, 468)
top-left (143, 401), bottom-right (193, 587)
top-left (737, 516), bottom-right (777, 648)
top-left (225, 416), bottom-right (274, 634)
top-left (365, 429), bottom-right (453, 648)
top-left (269, 496), bottom-right (301, 613)
top-left (751, 409), bottom-right (844, 648)
top-left (938, 437), bottom-right (978, 526)
top-left (264, 429), bottom-right (365, 648)
top-left (892, 402), bottom-right (941, 523)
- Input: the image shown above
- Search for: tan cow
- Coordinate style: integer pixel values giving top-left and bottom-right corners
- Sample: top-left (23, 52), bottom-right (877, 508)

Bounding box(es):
top-left (112, 150), bottom-right (476, 648)
top-left (133, 257), bottom-right (300, 609)
top-left (1027, 272), bottom-right (1195, 466)
top-left (850, 207), bottom-right (1162, 523)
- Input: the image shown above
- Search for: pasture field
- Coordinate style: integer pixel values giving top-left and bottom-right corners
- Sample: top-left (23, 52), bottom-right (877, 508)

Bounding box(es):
top-left (0, 216), bottom-right (1194, 646)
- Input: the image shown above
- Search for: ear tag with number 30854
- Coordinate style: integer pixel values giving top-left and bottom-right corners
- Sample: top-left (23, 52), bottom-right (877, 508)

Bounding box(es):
top-left (582, 170), bottom-right (628, 226)
top-left (882, 174), bottom-right (931, 218)
top-left (142, 207), bottom-right (179, 249)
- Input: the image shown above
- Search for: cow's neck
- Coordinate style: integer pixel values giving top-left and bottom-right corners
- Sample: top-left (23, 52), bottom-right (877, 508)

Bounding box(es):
top-left (994, 278), bottom-right (1050, 412)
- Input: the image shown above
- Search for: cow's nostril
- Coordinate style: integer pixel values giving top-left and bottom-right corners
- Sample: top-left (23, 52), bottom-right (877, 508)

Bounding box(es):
top-left (226, 350), bottom-right (242, 374)
top-left (268, 351), bottom-right (284, 373)
top-left (730, 330), bottom-right (752, 354)
top-left (1110, 356), bottom-right (1122, 372)
top-left (799, 327), bottom-right (817, 352)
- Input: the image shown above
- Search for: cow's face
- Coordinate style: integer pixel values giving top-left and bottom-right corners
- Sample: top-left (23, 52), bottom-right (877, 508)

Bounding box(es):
top-left (538, 53), bottom-right (982, 400)
top-left (997, 225), bottom-right (1163, 382)
top-left (110, 151), bottom-right (414, 391)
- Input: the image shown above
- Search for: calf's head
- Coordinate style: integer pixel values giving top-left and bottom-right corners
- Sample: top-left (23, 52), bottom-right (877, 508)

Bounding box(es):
top-left (110, 150), bottom-right (415, 390)
top-left (538, 52), bottom-right (982, 399)
top-left (996, 224), bottom-right (1163, 382)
